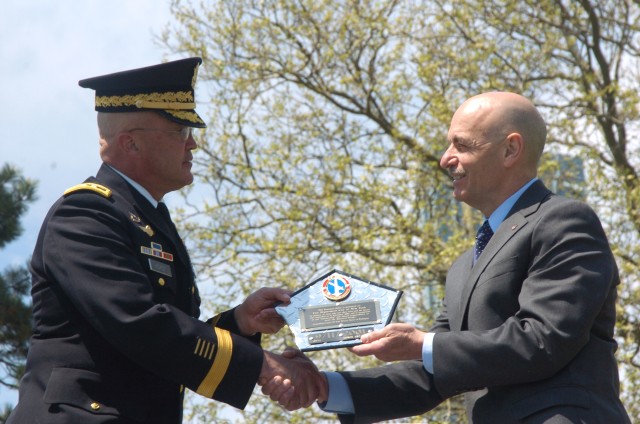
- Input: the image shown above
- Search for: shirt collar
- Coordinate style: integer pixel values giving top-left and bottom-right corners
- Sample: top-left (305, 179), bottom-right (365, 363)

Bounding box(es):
top-left (487, 178), bottom-right (538, 232)
top-left (106, 164), bottom-right (161, 208)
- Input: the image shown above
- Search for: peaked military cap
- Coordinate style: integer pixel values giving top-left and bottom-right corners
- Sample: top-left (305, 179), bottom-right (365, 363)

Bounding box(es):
top-left (79, 57), bottom-right (206, 128)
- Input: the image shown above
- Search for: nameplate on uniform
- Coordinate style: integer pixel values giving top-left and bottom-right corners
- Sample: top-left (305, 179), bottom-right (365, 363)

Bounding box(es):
top-left (148, 258), bottom-right (172, 277)
top-left (276, 269), bottom-right (402, 352)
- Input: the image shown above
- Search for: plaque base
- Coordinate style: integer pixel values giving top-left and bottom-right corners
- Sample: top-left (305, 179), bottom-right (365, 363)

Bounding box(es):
top-left (307, 326), bottom-right (374, 346)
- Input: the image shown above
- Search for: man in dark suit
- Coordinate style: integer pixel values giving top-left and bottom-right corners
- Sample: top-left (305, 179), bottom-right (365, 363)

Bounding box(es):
top-left (264, 92), bottom-right (631, 423)
top-left (8, 58), bottom-right (320, 424)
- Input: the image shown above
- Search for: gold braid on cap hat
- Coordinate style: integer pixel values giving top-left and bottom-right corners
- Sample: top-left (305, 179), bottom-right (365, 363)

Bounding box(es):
top-left (96, 91), bottom-right (195, 110)
top-left (162, 109), bottom-right (202, 124)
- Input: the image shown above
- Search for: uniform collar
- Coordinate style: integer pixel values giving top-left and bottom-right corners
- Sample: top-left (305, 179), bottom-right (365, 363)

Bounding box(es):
top-left (106, 164), bottom-right (161, 207)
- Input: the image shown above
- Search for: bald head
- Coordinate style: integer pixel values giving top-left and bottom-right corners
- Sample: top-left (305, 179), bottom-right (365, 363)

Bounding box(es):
top-left (442, 92), bottom-right (547, 216)
top-left (456, 92), bottom-right (546, 167)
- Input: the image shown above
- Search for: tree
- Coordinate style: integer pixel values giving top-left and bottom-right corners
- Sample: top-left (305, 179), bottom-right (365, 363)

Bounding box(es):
top-left (0, 164), bottom-right (37, 421)
top-left (162, 0), bottom-right (640, 422)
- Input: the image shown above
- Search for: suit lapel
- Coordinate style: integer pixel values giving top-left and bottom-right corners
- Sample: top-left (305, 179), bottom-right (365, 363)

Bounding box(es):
top-left (453, 216), bottom-right (527, 330)
top-left (453, 181), bottom-right (552, 331)
top-left (446, 249), bottom-right (473, 331)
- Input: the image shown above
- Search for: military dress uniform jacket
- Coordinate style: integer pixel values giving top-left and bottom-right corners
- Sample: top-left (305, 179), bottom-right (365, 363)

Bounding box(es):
top-left (337, 181), bottom-right (631, 424)
top-left (9, 164), bottom-right (264, 424)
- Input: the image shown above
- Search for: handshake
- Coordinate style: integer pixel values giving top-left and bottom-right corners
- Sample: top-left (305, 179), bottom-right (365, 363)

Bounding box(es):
top-left (236, 287), bottom-right (426, 412)
top-left (235, 287), bottom-right (327, 410)
top-left (259, 347), bottom-right (328, 411)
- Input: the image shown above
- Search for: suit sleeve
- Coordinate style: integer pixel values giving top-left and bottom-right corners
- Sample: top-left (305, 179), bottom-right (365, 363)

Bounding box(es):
top-left (42, 192), bottom-right (263, 409)
top-left (430, 297), bottom-right (451, 334)
top-left (433, 199), bottom-right (619, 399)
top-left (337, 361), bottom-right (444, 424)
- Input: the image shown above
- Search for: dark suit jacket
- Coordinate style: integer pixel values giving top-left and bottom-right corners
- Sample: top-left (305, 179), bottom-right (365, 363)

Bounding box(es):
top-left (8, 164), bottom-right (264, 424)
top-left (338, 181), bottom-right (630, 424)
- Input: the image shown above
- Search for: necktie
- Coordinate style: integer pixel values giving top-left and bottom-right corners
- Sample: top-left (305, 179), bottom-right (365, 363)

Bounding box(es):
top-left (157, 202), bottom-right (190, 262)
top-left (156, 202), bottom-right (174, 226)
top-left (474, 220), bottom-right (494, 261)
top-left (157, 202), bottom-right (182, 241)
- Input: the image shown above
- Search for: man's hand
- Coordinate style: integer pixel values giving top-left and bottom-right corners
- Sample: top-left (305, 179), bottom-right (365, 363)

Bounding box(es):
top-left (348, 323), bottom-right (425, 362)
top-left (235, 287), bottom-right (291, 336)
top-left (259, 348), bottom-right (328, 411)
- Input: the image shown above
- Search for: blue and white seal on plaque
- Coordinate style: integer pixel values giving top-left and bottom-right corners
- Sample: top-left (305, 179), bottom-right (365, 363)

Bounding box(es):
top-left (322, 274), bottom-right (351, 301)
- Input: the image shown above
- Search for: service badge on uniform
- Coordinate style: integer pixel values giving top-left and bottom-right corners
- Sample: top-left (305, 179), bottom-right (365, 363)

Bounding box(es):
top-left (141, 242), bottom-right (174, 262)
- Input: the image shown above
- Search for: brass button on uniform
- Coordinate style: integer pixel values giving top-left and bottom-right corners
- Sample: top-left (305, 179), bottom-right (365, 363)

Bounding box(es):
top-left (158, 278), bottom-right (165, 286)
top-left (90, 402), bottom-right (101, 411)
top-left (191, 286), bottom-right (195, 294)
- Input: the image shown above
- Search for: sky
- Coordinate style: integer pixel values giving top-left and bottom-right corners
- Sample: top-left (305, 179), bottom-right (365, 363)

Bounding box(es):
top-left (0, 0), bottom-right (183, 407)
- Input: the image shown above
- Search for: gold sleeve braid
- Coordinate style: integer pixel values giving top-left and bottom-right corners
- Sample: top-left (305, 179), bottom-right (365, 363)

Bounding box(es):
top-left (196, 327), bottom-right (233, 398)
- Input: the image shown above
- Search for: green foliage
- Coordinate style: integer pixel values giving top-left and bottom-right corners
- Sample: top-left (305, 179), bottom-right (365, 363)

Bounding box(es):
top-left (162, 0), bottom-right (640, 422)
top-left (0, 164), bottom-right (37, 249)
top-left (0, 164), bottom-right (37, 417)
top-left (0, 266), bottom-right (31, 387)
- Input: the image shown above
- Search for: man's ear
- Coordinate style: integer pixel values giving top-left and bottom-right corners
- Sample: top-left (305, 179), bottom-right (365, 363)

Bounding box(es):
top-left (503, 133), bottom-right (524, 168)
top-left (117, 131), bottom-right (138, 152)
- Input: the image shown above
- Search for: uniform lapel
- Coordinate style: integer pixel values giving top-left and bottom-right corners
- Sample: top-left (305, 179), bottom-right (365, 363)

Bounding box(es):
top-left (95, 164), bottom-right (192, 267)
top-left (137, 200), bottom-right (192, 267)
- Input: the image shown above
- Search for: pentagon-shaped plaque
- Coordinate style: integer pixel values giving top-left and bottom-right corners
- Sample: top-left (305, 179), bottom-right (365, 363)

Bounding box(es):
top-left (276, 269), bottom-right (403, 351)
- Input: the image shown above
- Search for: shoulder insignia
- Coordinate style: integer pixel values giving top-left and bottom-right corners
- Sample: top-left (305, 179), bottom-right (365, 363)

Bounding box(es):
top-left (63, 183), bottom-right (112, 198)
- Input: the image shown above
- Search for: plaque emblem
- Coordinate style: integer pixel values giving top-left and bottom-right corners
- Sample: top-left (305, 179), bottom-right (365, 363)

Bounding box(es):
top-left (322, 274), bottom-right (351, 301)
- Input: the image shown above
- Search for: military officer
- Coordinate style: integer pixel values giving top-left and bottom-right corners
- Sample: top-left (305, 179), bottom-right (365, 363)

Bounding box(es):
top-left (8, 57), bottom-right (321, 424)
